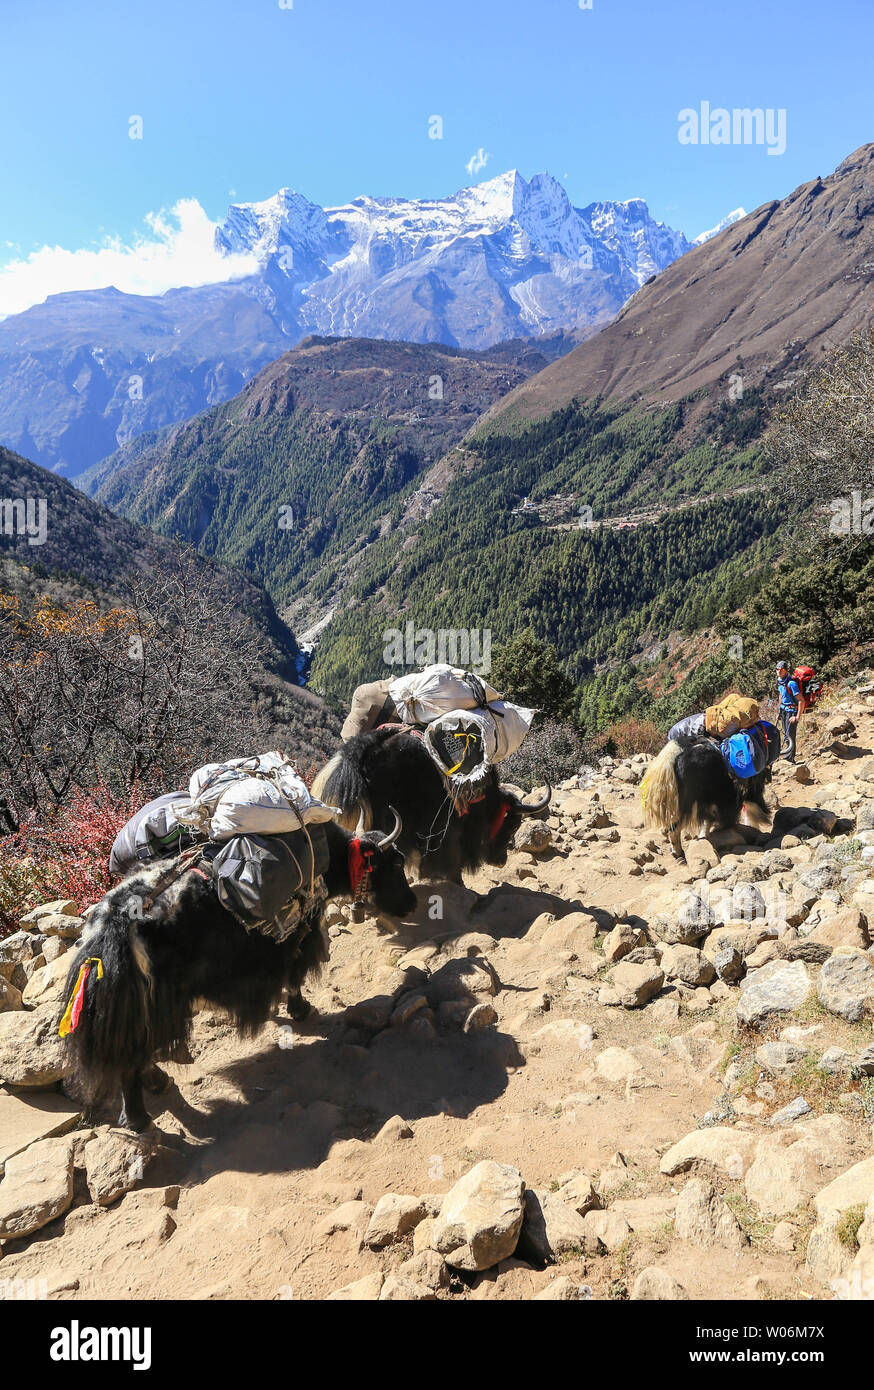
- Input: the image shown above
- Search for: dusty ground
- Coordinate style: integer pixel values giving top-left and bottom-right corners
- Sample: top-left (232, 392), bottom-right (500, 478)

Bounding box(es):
top-left (2, 690), bottom-right (874, 1301)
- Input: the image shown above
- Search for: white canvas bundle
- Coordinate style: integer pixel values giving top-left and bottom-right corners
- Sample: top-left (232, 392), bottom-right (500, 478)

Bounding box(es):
top-left (388, 664), bottom-right (501, 726)
top-left (177, 751), bottom-right (339, 842)
top-left (423, 701), bottom-right (536, 785)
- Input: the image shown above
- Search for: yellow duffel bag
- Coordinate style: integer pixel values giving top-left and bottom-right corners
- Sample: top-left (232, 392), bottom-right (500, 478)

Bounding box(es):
top-left (705, 694), bottom-right (760, 739)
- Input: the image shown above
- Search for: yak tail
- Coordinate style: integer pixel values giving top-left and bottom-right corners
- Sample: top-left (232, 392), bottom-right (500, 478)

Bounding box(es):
top-left (312, 750), bottom-right (372, 832)
top-left (640, 741), bottom-right (681, 832)
top-left (61, 887), bottom-right (153, 1110)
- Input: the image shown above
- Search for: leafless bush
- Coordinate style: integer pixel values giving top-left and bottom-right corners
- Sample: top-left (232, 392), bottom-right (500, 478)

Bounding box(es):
top-left (0, 548), bottom-right (266, 828)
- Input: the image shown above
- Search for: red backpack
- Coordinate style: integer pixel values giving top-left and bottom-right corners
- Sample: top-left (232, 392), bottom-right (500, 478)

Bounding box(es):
top-left (794, 666), bottom-right (823, 707)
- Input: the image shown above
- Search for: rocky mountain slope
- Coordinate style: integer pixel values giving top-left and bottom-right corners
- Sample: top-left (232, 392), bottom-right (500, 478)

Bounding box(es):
top-left (483, 144), bottom-right (874, 426)
top-left (2, 685), bottom-right (874, 1299)
top-left (83, 335), bottom-right (551, 622)
top-left (0, 172), bottom-right (698, 478)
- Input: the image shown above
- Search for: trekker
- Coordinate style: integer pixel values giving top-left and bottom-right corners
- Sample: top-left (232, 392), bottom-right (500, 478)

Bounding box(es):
top-left (776, 660), bottom-right (806, 762)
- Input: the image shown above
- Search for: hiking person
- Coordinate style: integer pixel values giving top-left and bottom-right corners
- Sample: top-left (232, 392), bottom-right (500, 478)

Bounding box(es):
top-left (776, 660), bottom-right (806, 762)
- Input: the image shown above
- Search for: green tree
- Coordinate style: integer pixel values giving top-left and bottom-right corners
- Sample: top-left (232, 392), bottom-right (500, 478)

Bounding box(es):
top-left (490, 628), bottom-right (576, 720)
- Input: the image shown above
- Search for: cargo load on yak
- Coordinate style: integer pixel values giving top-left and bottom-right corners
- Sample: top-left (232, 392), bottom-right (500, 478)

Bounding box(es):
top-left (422, 701), bottom-right (536, 788)
top-left (704, 694), bottom-right (760, 740)
top-left (107, 752), bottom-right (340, 942)
top-left (388, 664), bottom-right (501, 726)
top-left (720, 719), bottom-right (781, 780)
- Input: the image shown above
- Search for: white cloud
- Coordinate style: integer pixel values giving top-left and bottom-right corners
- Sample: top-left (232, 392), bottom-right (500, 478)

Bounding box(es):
top-left (0, 199), bottom-right (260, 318)
top-left (465, 148), bottom-right (491, 178)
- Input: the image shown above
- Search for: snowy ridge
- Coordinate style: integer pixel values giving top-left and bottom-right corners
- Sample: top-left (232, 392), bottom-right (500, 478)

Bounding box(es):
top-left (213, 170), bottom-right (708, 347)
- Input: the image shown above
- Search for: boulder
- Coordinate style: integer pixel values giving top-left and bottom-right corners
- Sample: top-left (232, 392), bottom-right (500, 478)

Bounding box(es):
top-left (602, 923), bottom-right (643, 964)
top-left (754, 1041), bottom-right (808, 1078)
top-left (0, 1135), bottom-right (74, 1239)
top-left (659, 944), bottom-right (715, 988)
top-left (817, 952), bottom-right (874, 1023)
top-left (83, 1129), bottom-right (157, 1206)
top-left (582, 1208), bottom-right (631, 1253)
top-left (609, 960), bottom-right (664, 1009)
top-left (743, 1115), bottom-right (857, 1218)
top-left (514, 822), bottom-right (553, 854)
top-left (554, 1169), bottom-right (600, 1216)
top-left (327, 1272), bottom-right (385, 1301)
top-left (517, 1189), bottom-right (591, 1263)
top-left (674, 1177), bottom-right (748, 1250)
top-left (21, 953), bottom-right (72, 1010)
top-left (19, 900), bottom-right (78, 926)
top-left (630, 1266), bottom-right (688, 1300)
top-left (736, 959), bottom-right (812, 1027)
top-left (0, 1007), bottom-right (67, 1088)
top-left (534, 1276), bottom-right (591, 1300)
top-left (660, 1127), bottom-right (758, 1179)
top-left (431, 1161), bottom-right (525, 1271)
top-left (363, 1194), bottom-right (428, 1249)
top-left (0, 979), bottom-right (24, 1013)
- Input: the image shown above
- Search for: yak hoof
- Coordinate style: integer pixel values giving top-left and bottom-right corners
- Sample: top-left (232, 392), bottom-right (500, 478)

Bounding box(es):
top-left (118, 1108), bottom-right (153, 1134)
top-left (287, 995), bottom-right (313, 1022)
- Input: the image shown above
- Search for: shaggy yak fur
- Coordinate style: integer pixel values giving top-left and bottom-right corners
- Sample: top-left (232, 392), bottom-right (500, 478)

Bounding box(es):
top-left (312, 725), bottom-right (550, 884)
top-left (62, 820), bottom-right (415, 1132)
top-left (641, 735), bottom-right (771, 859)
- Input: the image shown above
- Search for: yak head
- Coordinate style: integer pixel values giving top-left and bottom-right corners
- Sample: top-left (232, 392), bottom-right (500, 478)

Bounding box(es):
top-left (352, 807), bottom-right (418, 918)
top-left (483, 782), bottom-right (552, 866)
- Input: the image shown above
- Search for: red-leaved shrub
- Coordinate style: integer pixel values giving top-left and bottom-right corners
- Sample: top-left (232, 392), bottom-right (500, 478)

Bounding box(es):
top-left (0, 778), bottom-right (158, 937)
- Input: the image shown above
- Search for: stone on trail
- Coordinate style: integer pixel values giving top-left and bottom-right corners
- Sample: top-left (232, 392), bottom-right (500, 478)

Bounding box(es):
top-left (595, 1047), bottom-right (643, 1083)
top-left (327, 1272), bottom-right (385, 1300)
top-left (430, 1161), bottom-right (525, 1271)
top-left (517, 1188), bottom-right (591, 1263)
top-left (0, 1090), bottom-right (81, 1170)
top-left (582, 1208), bottom-right (631, 1253)
top-left (83, 1128), bottom-right (157, 1206)
top-left (555, 1169), bottom-right (600, 1216)
top-left (816, 951), bottom-right (874, 1022)
top-left (743, 1114), bottom-right (857, 1218)
top-left (363, 1193), bottom-right (428, 1248)
top-left (19, 900), bottom-right (78, 926)
top-left (754, 1041), bottom-right (808, 1078)
top-left (602, 922), bottom-right (643, 963)
top-left (513, 821), bottom-right (552, 854)
top-left (659, 1127), bottom-right (758, 1178)
top-left (0, 1007), bottom-right (67, 1088)
top-left (0, 1134), bottom-right (74, 1239)
top-left (630, 1266), bottom-right (688, 1300)
top-left (534, 1275), bottom-right (591, 1300)
top-left (674, 1177), bottom-right (748, 1250)
top-left (609, 959), bottom-right (664, 1008)
top-left (767, 1097), bottom-right (811, 1125)
top-left (20, 953), bottom-right (72, 1009)
top-left (659, 943), bottom-right (715, 987)
top-left (315, 1200), bottom-right (373, 1239)
top-left (735, 959), bottom-right (812, 1026)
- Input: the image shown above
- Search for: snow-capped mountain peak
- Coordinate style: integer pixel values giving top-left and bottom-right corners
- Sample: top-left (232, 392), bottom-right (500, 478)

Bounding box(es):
top-left (212, 170), bottom-right (700, 333)
top-left (693, 207), bottom-right (747, 245)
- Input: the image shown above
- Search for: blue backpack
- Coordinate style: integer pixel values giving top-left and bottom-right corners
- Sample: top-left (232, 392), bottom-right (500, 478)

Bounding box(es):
top-left (721, 720), bottom-right (779, 779)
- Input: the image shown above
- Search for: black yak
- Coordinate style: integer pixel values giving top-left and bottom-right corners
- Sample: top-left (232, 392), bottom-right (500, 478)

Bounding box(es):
top-left (61, 815), bottom-right (415, 1132)
top-left (641, 735), bottom-right (771, 860)
top-left (311, 726), bottom-right (550, 884)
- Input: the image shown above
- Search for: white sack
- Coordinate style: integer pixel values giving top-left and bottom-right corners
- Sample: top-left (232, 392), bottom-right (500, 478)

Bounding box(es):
top-left (388, 664), bottom-right (500, 726)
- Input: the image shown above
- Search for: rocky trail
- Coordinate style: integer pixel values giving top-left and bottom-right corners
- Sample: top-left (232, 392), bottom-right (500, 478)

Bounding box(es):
top-left (3, 688), bottom-right (874, 1302)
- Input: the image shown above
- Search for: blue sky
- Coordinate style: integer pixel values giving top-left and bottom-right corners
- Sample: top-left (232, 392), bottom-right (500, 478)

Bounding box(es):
top-left (1, 0), bottom-right (871, 300)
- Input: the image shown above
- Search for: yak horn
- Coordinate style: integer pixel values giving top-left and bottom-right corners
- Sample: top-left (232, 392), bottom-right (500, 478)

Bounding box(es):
top-left (517, 783), bottom-right (551, 815)
top-left (355, 807), bottom-right (367, 834)
top-left (376, 806), bottom-right (402, 849)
